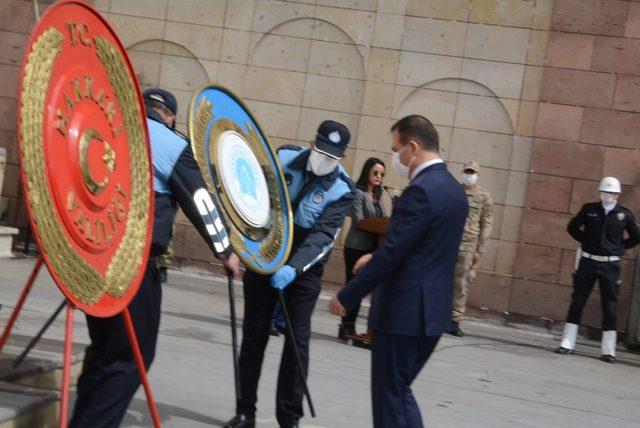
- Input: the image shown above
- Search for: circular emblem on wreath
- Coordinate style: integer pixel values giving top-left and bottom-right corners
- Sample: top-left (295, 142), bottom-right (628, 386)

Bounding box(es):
top-left (218, 131), bottom-right (271, 228)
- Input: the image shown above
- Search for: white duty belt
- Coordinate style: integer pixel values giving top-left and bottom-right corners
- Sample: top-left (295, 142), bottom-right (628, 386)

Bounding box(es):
top-left (581, 251), bottom-right (620, 262)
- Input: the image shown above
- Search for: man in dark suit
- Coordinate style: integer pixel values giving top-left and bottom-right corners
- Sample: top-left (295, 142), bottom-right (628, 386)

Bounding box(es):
top-left (330, 114), bottom-right (468, 427)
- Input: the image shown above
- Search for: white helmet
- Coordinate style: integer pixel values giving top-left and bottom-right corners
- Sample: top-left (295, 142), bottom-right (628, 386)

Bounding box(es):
top-left (599, 176), bottom-right (621, 194)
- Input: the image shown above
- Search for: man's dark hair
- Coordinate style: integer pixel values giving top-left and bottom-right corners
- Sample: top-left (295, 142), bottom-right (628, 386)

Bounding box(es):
top-left (390, 115), bottom-right (439, 152)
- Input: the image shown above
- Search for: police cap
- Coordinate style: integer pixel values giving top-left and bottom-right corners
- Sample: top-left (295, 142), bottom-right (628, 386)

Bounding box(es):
top-left (143, 87), bottom-right (178, 115)
top-left (314, 120), bottom-right (350, 159)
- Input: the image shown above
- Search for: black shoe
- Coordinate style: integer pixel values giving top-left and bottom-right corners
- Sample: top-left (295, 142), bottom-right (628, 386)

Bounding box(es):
top-left (352, 339), bottom-right (372, 350)
top-left (275, 322), bottom-right (287, 336)
top-left (158, 267), bottom-right (168, 283)
top-left (448, 322), bottom-right (464, 337)
top-left (554, 346), bottom-right (574, 355)
top-left (224, 414), bottom-right (255, 428)
top-left (600, 354), bottom-right (616, 364)
top-left (338, 323), bottom-right (357, 341)
top-left (280, 423), bottom-right (299, 428)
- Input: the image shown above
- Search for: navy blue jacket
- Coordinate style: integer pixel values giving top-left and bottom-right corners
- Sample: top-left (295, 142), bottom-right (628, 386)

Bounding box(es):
top-left (338, 162), bottom-right (468, 336)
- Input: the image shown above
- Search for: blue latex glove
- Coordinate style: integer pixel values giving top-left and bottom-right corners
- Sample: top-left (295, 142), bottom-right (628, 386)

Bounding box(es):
top-left (271, 265), bottom-right (297, 291)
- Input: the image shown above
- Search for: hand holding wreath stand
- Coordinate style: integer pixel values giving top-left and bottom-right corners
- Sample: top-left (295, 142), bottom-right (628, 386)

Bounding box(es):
top-left (0, 257), bottom-right (162, 428)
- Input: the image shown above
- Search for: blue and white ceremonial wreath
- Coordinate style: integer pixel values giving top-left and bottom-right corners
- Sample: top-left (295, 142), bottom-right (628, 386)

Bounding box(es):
top-left (189, 84), bottom-right (293, 274)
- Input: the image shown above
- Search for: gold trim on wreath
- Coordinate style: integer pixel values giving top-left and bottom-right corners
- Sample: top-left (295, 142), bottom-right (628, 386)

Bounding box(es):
top-left (19, 29), bottom-right (151, 305)
top-left (189, 87), bottom-right (293, 273)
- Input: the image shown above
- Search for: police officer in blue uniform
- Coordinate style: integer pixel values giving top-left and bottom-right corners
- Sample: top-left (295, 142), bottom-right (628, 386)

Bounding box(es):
top-left (225, 121), bottom-right (356, 428)
top-left (70, 88), bottom-right (239, 427)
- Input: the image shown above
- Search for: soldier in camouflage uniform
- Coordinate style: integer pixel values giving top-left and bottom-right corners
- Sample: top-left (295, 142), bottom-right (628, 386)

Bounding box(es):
top-left (449, 160), bottom-right (494, 337)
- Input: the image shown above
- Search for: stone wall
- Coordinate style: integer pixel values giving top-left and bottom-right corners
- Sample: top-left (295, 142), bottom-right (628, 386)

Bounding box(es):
top-left (0, 0), bottom-right (551, 308)
top-left (513, 0), bottom-right (640, 332)
top-left (3, 0), bottom-right (638, 330)
top-left (89, 0), bottom-right (551, 289)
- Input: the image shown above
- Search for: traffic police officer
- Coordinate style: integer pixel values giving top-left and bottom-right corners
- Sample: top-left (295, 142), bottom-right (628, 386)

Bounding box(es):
top-left (225, 121), bottom-right (356, 428)
top-left (556, 177), bottom-right (640, 363)
top-left (70, 88), bottom-right (239, 427)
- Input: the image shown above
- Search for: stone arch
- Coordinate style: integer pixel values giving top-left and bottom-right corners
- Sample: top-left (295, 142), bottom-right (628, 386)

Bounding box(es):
top-left (395, 78), bottom-right (514, 133)
top-left (394, 77), bottom-right (524, 273)
top-left (246, 17), bottom-right (366, 175)
top-left (394, 77), bottom-right (515, 168)
top-left (249, 17), bottom-right (365, 78)
top-left (127, 40), bottom-right (210, 129)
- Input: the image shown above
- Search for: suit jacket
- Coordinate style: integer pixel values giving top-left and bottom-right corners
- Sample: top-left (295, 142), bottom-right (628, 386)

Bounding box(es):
top-left (343, 188), bottom-right (387, 251)
top-left (338, 163), bottom-right (468, 336)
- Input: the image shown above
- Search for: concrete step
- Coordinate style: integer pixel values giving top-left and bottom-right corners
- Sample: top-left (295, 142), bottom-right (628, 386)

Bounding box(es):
top-left (0, 334), bottom-right (84, 427)
top-left (0, 335), bottom-right (84, 390)
top-left (0, 382), bottom-right (58, 428)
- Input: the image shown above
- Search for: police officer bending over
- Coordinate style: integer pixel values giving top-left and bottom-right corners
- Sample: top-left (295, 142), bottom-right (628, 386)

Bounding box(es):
top-left (556, 177), bottom-right (640, 363)
top-left (225, 121), bottom-right (356, 428)
top-left (70, 88), bottom-right (239, 427)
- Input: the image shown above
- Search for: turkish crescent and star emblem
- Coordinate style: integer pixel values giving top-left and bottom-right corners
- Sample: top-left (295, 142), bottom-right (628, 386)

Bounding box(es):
top-left (17, 0), bottom-right (153, 317)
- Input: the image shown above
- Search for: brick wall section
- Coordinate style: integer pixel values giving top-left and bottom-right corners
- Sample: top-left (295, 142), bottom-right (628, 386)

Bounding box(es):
top-left (514, 0), bottom-right (640, 331)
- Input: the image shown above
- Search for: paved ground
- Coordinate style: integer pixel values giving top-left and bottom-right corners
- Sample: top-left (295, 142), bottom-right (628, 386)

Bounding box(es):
top-left (1, 256), bottom-right (639, 427)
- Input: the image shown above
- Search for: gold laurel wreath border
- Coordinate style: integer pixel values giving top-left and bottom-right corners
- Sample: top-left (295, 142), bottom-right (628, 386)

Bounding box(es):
top-left (19, 28), bottom-right (151, 306)
top-left (95, 36), bottom-right (151, 298)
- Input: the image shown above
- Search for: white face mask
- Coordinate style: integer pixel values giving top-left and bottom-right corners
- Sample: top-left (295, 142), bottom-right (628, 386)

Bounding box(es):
top-left (391, 145), bottom-right (414, 179)
top-left (600, 192), bottom-right (618, 206)
top-left (461, 173), bottom-right (478, 186)
top-left (308, 149), bottom-right (339, 176)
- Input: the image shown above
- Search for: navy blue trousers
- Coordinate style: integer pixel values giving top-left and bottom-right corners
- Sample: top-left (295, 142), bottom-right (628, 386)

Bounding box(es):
top-left (237, 265), bottom-right (322, 426)
top-left (371, 332), bottom-right (440, 428)
top-left (70, 261), bottom-right (162, 428)
top-left (567, 258), bottom-right (620, 330)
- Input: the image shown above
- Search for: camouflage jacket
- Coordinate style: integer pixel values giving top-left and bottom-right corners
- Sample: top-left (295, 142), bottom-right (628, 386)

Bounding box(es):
top-left (459, 186), bottom-right (494, 253)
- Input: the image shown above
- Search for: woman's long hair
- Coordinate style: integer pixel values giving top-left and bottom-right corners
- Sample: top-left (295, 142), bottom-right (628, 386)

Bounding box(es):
top-left (356, 157), bottom-right (385, 201)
